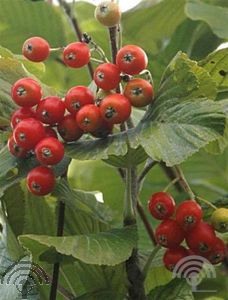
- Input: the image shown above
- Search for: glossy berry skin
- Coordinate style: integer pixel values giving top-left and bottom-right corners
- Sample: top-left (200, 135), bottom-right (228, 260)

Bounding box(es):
top-left (57, 114), bottom-right (83, 142)
top-left (11, 107), bottom-right (35, 129)
top-left (124, 78), bottom-right (154, 107)
top-left (35, 137), bottom-right (64, 165)
top-left (211, 208), bottom-right (228, 233)
top-left (148, 192), bottom-right (175, 220)
top-left (116, 45), bottom-right (148, 75)
top-left (185, 222), bottom-right (216, 255)
top-left (93, 63), bottom-right (121, 91)
top-left (95, 1), bottom-right (121, 27)
top-left (206, 237), bottom-right (226, 265)
top-left (44, 127), bottom-right (58, 139)
top-left (11, 78), bottom-right (42, 107)
top-left (36, 96), bottom-right (65, 125)
top-left (7, 136), bottom-right (28, 158)
top-left (163, 246), bottom-right (188, 271)
top-left (22, 37), bottom-right (50, 62)
top-left (27, 166), bottom-right (55, 196)
top-left (65, 86), bottom-right (94, 115)
top-left (76, 104), bottom-right (102, 133)
top-left (13, 118), bottom-right (45, 150)
top-left (155, 219), bottom-right (185, 248)
top-left (63, 42), bottom-right (90, 68)
top-left (91, 119), bottom-right (113, 138)
top-left (100, 94), bottom-right (131, 124)
top-left (176, 200), bottom-right (203, 231)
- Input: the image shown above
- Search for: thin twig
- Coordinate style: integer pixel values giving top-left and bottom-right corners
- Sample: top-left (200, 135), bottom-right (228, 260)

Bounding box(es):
top-left (173, 165), bottom-right (195, 199)
top-left (49, 200), bottom-right (65, 300)
top-left (138, 159), bottom-right (157, 185)
top-left (57, 0), bottom-right (94, 79)
top-left (137, 201), bottom-right (157, 246)
top-left (142, 244), bottom-right (161, 278)
top-left (160, 162), bottom-right (185, 193)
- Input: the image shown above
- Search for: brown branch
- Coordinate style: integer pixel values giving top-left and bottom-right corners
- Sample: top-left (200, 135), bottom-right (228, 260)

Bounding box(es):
top-left (49, 200), bottom-right (65, 300)
top-left (137, 201), bottom-right (157, 246)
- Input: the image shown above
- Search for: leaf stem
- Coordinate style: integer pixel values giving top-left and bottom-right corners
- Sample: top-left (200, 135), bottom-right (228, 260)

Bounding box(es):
top-left (142, 244), bottom-right (161, 278)
top-left (138, 159), bottom-right (157, 188)
top-left (49, 200), bottom-right (65, 300)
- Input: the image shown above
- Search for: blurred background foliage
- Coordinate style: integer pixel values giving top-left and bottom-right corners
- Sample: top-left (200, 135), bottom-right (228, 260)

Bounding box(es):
top-left (0, 0), bottom-right (228, 299)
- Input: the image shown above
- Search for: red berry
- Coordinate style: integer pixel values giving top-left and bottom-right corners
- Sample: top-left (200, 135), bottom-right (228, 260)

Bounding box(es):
top-left (63, 42), bottom-right (90, 68)
top-left (44, 127), bottom-right (58, 139)
top-left (27, 166), bottom-right (55, 196)
top-left (22, 37), bottom-right (50, 62)
top-left (206, 237), bottom-right (226, 265)
top-left (91, 119), bottom-right (113, 138)
top-left (11, 107), bottom-right (35, 129)
top-left (35, 137), bottom-right (64, 166)
top-left (124, 78), bottom-right (154, 107)
top-left (57, 114), bottom-right (83, 142)
top-left (36, 96), bottom-right (65, 125)
top-left (100, 94), bottom-right (131, 124)
top-left (94, 63), bottom-right (121, 90)
top-left (176, 200), bottom-right (203, 231)
top-left (65, 86), bottom-right (94, 115)
top-left (76, 104), bottom-right (102, 132)
top-left (155, 219), bottom-right (185, 248)
top-left (163, 246), bottom-right (188, 271)
top-left (116, 45), bottom-right (148, 75)
top-left (185, 222), bottom-right (216, 255)
top-left (11, 78), bottom-right (42, 107)
top-left (148, 192), bottom-right (175, 220)
top-left (13, 118), bottom-right (46, 150)
top-left (7, 136), bottom-right (28, 158)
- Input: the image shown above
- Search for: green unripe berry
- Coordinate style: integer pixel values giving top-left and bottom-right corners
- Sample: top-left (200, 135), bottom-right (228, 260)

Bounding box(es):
top-left (95, 1), bottom-right (121, 27)
top-left (211, 208), bottom-right (228, 233)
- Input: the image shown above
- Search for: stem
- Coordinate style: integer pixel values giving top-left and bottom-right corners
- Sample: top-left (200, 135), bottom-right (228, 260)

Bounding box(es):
top-left (138, 159), bottom-right (157, 188)
top-left (163, 178), bottom-right (180, 192)
top-left (140, 69), bottom-right (154, 85)
top-left (174, 165), bottom-right (195, 199)
top-left (137, 201), bottom-right (157, 246)
top-left (49, 200), bottom-right (66, 300)
top-left (142, 244), bottom-right (161, 278)
top-left (160, 162), bottom-right (185, 193)
top-left (57, 0), bottom-right (94, 79)
top-left (90, 41), bottom-right (109, 63)
top-left (90, 57), bottom-right (104, 64)
top-left (124, 168), bottom-right (136, 226)
top-left (196, 196), bottom-right (217, 210)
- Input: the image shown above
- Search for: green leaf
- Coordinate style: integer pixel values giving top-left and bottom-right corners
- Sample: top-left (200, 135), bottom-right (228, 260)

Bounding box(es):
top-left (148, 278), bottom-right (194, 300)
top-left (53, 179), bottom-right (112, 224)
top-left (123, 0), bottom-right (186, 55)
top-left (0, 0), bottom-right (67, 53)
top-left (185, 0), bottom-right (228, 39)
top-left (103, 146), bottom-right (148, 168)
top-left (73, 289), bottom-right (126, 300)
top-left (19, 225), bottom-right (137, 266)
top-left (199, 48), bottom-right (228, 94)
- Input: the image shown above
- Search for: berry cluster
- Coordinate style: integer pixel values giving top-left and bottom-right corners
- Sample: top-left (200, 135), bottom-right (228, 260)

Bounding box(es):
top-left (8, 30), bottom-right (154, 197)
top-left (148, 192), bottom-right (226, 271)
